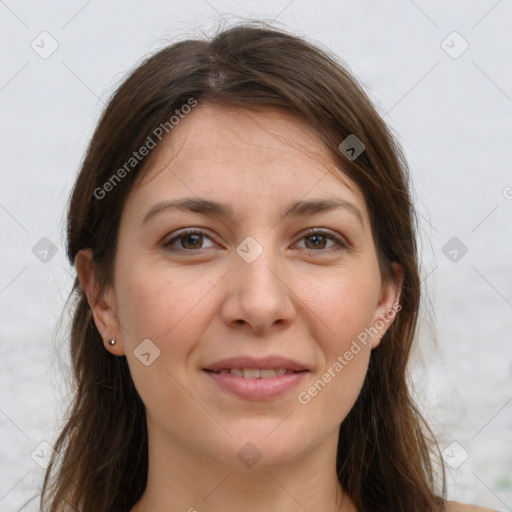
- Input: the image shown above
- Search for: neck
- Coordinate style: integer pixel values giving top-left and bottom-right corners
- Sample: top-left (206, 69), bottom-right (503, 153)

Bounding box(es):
top-left (131, 423), bottom-right (356, 512)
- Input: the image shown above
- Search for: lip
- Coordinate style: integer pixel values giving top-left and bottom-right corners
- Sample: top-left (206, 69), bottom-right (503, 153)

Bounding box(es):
top-left (203, 356), bottom-right (310, 401)
top-left (204, 356), bottom-right (309, 372)
top-left (204, 370), bottom-right (308, 400)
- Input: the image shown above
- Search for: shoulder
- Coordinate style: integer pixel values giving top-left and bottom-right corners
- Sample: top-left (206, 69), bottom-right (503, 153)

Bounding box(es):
top-left (446, 500), bottom-right (499, 512)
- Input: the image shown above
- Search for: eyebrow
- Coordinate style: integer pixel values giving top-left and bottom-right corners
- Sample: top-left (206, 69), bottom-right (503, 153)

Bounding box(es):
top-left (142, 197), bottom-right (364, 226)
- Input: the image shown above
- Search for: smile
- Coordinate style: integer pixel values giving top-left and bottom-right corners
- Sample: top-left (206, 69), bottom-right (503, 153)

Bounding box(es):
top-left (203, 369), bottom-right (309, 400)
top-left (208, 368), bottom-right (301, 378)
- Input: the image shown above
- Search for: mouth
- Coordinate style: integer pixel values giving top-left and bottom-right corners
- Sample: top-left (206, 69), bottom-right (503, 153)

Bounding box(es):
top-left (203, 355), bottom-right (309, 373)
top-left (202, 356), bottom-right (310, 400)
top-left (204, 368), bottom-right (307, 378)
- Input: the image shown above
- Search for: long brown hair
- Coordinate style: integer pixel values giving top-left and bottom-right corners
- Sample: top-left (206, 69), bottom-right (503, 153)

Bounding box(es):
top-left (41, 21), bottom-right (446, 512)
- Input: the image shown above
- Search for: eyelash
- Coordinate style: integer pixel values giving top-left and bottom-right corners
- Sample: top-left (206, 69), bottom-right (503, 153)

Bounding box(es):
top-left (162, 227), bottom-right (348, 255)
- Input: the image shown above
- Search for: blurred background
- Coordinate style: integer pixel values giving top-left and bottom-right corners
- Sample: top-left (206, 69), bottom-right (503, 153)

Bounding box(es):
top-left (0, 1), bottom-right (511, 510)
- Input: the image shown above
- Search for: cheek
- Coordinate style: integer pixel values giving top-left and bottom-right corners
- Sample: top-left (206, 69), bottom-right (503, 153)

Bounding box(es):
top-left (115, 264), bottom-right (209, 343)
top-left (116, 269), bottom-right (205, 419)
top-left (114, 263), bottom-right (219, 397)
top-left (308, 264), bottom-right (381, 350)
top-left (300, 267), bottom-right (378, 413)
top-left (300, 315), bottom-right (373, 430)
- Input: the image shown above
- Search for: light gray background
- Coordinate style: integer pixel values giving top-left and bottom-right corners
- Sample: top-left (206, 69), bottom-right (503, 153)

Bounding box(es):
top-left (0, 1), bottom-right (511, 511)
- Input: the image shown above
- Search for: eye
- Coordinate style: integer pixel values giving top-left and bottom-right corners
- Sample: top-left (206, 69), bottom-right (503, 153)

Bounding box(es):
top-left (296, 229), bottom-right (347, 254)
top-left (163, 228), bottom-right (216, 252)
top-left (162, 227), bottom-right (348, 255)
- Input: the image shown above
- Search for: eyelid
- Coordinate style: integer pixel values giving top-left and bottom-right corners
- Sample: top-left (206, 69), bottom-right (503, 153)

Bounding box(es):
top-left (162, 227), bottom-right (349, 254)
top-left (162, 227), bottom-right (218, 251)
top-left (295, 228), bottom-right (350, 256)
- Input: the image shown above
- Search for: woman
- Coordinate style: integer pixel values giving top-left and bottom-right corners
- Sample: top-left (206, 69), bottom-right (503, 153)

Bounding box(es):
top-left (41, 23), bottom-right (497, 512)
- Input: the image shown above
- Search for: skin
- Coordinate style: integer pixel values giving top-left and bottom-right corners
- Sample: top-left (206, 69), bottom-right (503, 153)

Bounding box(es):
top-left (76, 104), bottom-right (403, 512)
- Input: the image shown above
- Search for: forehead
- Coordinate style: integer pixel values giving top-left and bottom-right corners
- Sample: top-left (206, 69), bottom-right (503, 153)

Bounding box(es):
top-left (130, 103), bottom-right (368, 219)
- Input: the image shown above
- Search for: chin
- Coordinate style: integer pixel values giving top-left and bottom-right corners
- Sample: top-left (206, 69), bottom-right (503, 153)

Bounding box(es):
top-left (210, 422), bottom-right (321, 471)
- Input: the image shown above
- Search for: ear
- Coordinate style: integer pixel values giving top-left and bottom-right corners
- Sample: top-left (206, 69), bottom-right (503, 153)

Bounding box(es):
top-left (371, 262), bottom-right (403, 349)
top-left (75, 249), bottom-right (125, 356)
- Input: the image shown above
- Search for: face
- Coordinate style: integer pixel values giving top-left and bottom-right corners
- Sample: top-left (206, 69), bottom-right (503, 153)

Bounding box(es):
top-left (80, 104), bottom-right (400, 472)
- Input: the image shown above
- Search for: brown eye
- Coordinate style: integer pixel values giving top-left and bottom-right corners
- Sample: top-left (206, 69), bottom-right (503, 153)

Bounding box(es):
top-left (163, 229), bottom-right (216, 252)
top-left (297, 229), bottom-right (347, 254)
top-left (304, 234), bottom-right (329, 250)
top-left (180, 233), bottom-right (203, 250)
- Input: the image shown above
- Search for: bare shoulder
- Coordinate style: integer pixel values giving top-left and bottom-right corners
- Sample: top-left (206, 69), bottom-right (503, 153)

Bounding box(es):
top-left (446, 500), bottom-right (499, 512)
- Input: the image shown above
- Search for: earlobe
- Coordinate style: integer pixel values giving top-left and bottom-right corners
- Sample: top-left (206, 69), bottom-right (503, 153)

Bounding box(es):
top-left (75, 249), bottom-right (125, 355)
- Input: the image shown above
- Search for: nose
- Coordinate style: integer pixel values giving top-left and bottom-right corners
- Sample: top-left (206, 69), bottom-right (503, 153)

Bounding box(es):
top-left (219, 242), bottom-right (296, 334)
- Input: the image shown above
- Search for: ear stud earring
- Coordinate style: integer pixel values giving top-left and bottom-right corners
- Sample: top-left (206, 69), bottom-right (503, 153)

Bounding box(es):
top-left (109, 337), bottom-right (116, 346)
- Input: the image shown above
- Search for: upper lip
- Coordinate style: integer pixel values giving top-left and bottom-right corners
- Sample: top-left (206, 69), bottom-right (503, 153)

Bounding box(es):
top-left (204, 356), bottom-right (309, 372)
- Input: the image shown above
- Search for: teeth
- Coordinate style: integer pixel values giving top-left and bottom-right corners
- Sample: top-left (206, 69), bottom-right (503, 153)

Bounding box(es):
top-left (216, 368), bottom-right (292, 378)
top-left (243, 368), bottom-right (260, 378)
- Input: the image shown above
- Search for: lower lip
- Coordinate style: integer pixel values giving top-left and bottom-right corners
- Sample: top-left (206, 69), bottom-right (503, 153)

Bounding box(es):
top-left (203, 370), bottom-right (308, 400)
